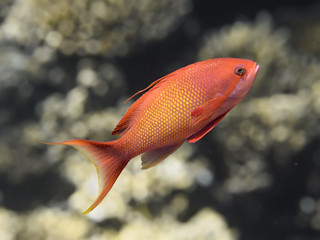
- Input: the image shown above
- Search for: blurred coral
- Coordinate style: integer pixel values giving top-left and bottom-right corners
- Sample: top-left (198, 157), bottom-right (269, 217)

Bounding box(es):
top-left (1, 0), bottom-right (191, 57)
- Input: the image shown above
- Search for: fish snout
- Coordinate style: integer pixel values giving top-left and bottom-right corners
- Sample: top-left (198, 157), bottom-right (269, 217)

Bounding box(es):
top-left (254, 63), bottom-right (260, 75)
top-left (246, 62), bottom-right (260, 81)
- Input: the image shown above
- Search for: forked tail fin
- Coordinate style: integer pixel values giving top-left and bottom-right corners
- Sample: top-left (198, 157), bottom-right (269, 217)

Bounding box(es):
top-left (41, 139), bottom-right (129, 214)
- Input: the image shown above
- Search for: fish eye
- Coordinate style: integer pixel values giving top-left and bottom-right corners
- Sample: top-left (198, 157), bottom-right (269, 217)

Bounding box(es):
top-left (234, 65), bottom-right (246, 76)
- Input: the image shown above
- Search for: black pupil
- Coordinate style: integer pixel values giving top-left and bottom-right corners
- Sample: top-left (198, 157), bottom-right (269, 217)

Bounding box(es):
top-left (235, 65), bottom-right (246, 75)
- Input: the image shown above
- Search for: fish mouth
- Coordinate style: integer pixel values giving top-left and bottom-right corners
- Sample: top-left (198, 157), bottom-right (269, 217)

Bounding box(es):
top-left (254, 63), bottom-right (260, 74)
top-left (246, 63), bottom-right (260, 80)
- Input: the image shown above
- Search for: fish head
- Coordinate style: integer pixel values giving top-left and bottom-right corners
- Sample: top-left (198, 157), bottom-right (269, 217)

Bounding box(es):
top-left (212, 58), bottom-right (260, 99)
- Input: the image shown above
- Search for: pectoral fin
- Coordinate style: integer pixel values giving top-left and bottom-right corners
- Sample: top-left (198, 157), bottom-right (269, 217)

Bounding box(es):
top-left (141, 142), bottom-right (184, 169)
top-left (188, 111), bottom-right (229, 143)
top-left (190, 94), bottom-right (226, 122)
top-left (191, 107), bottom-right (203, 117)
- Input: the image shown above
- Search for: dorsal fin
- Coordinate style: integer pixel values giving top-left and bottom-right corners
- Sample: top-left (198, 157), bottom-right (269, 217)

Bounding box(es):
top-left (113, 72), bottom-right (174, 136)
top-left (123, 63), bottom-right (196, 103)
top-left (113, 62), bottom-right (201, 136)
top-left (124, 77), bottom-right (163, 103)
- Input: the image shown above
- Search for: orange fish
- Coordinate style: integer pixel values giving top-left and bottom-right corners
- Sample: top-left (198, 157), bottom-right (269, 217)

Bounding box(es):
top-left (43, 58), bottom-right (260, 214)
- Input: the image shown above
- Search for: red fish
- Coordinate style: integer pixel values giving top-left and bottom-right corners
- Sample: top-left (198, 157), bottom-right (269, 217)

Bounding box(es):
top-left (43, 58), bottom-right (260, 214)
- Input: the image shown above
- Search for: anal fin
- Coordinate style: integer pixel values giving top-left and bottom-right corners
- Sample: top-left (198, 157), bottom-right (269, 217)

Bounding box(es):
top-left (141, 142), bottom-right (183, 170)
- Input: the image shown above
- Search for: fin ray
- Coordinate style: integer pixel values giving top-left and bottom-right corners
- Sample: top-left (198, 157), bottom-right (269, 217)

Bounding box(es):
top-left (123, 64), bottom-right (195, 104)
top-left (113, 73), bottom-right (173, 136)
top-left (188, 111), bottom-right (229, 143)
top-left (115, 63), bottom-right (203, 136)
top-left (40, 139), bottom-right (129, 214)
top-left (141, 143), bottom-right (183, 169)
top-left (124, 78), bottom-right (163, 103)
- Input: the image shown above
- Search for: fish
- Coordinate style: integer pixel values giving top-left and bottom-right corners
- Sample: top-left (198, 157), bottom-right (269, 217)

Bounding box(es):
top-left (42, 58), bottom-right (260, 214)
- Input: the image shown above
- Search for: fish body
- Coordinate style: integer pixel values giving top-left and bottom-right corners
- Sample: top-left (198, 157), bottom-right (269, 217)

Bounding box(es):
top-left (43, 58), bottom-right (260, 213)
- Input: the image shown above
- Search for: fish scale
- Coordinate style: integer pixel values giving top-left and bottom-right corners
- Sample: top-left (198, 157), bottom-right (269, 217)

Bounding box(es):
top-left (123, 68), bottom-right (210, 153)
top-left (42, 58), bottom-right (260, 214)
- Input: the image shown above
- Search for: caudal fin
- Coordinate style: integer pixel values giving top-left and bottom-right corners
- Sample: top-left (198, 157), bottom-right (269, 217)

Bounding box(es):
top-left (41, 139), bottom-right (129, 214)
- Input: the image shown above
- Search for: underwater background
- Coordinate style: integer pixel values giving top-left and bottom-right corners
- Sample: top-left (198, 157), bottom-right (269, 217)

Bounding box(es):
top-left (0, 0), bottom-right (320, 239)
